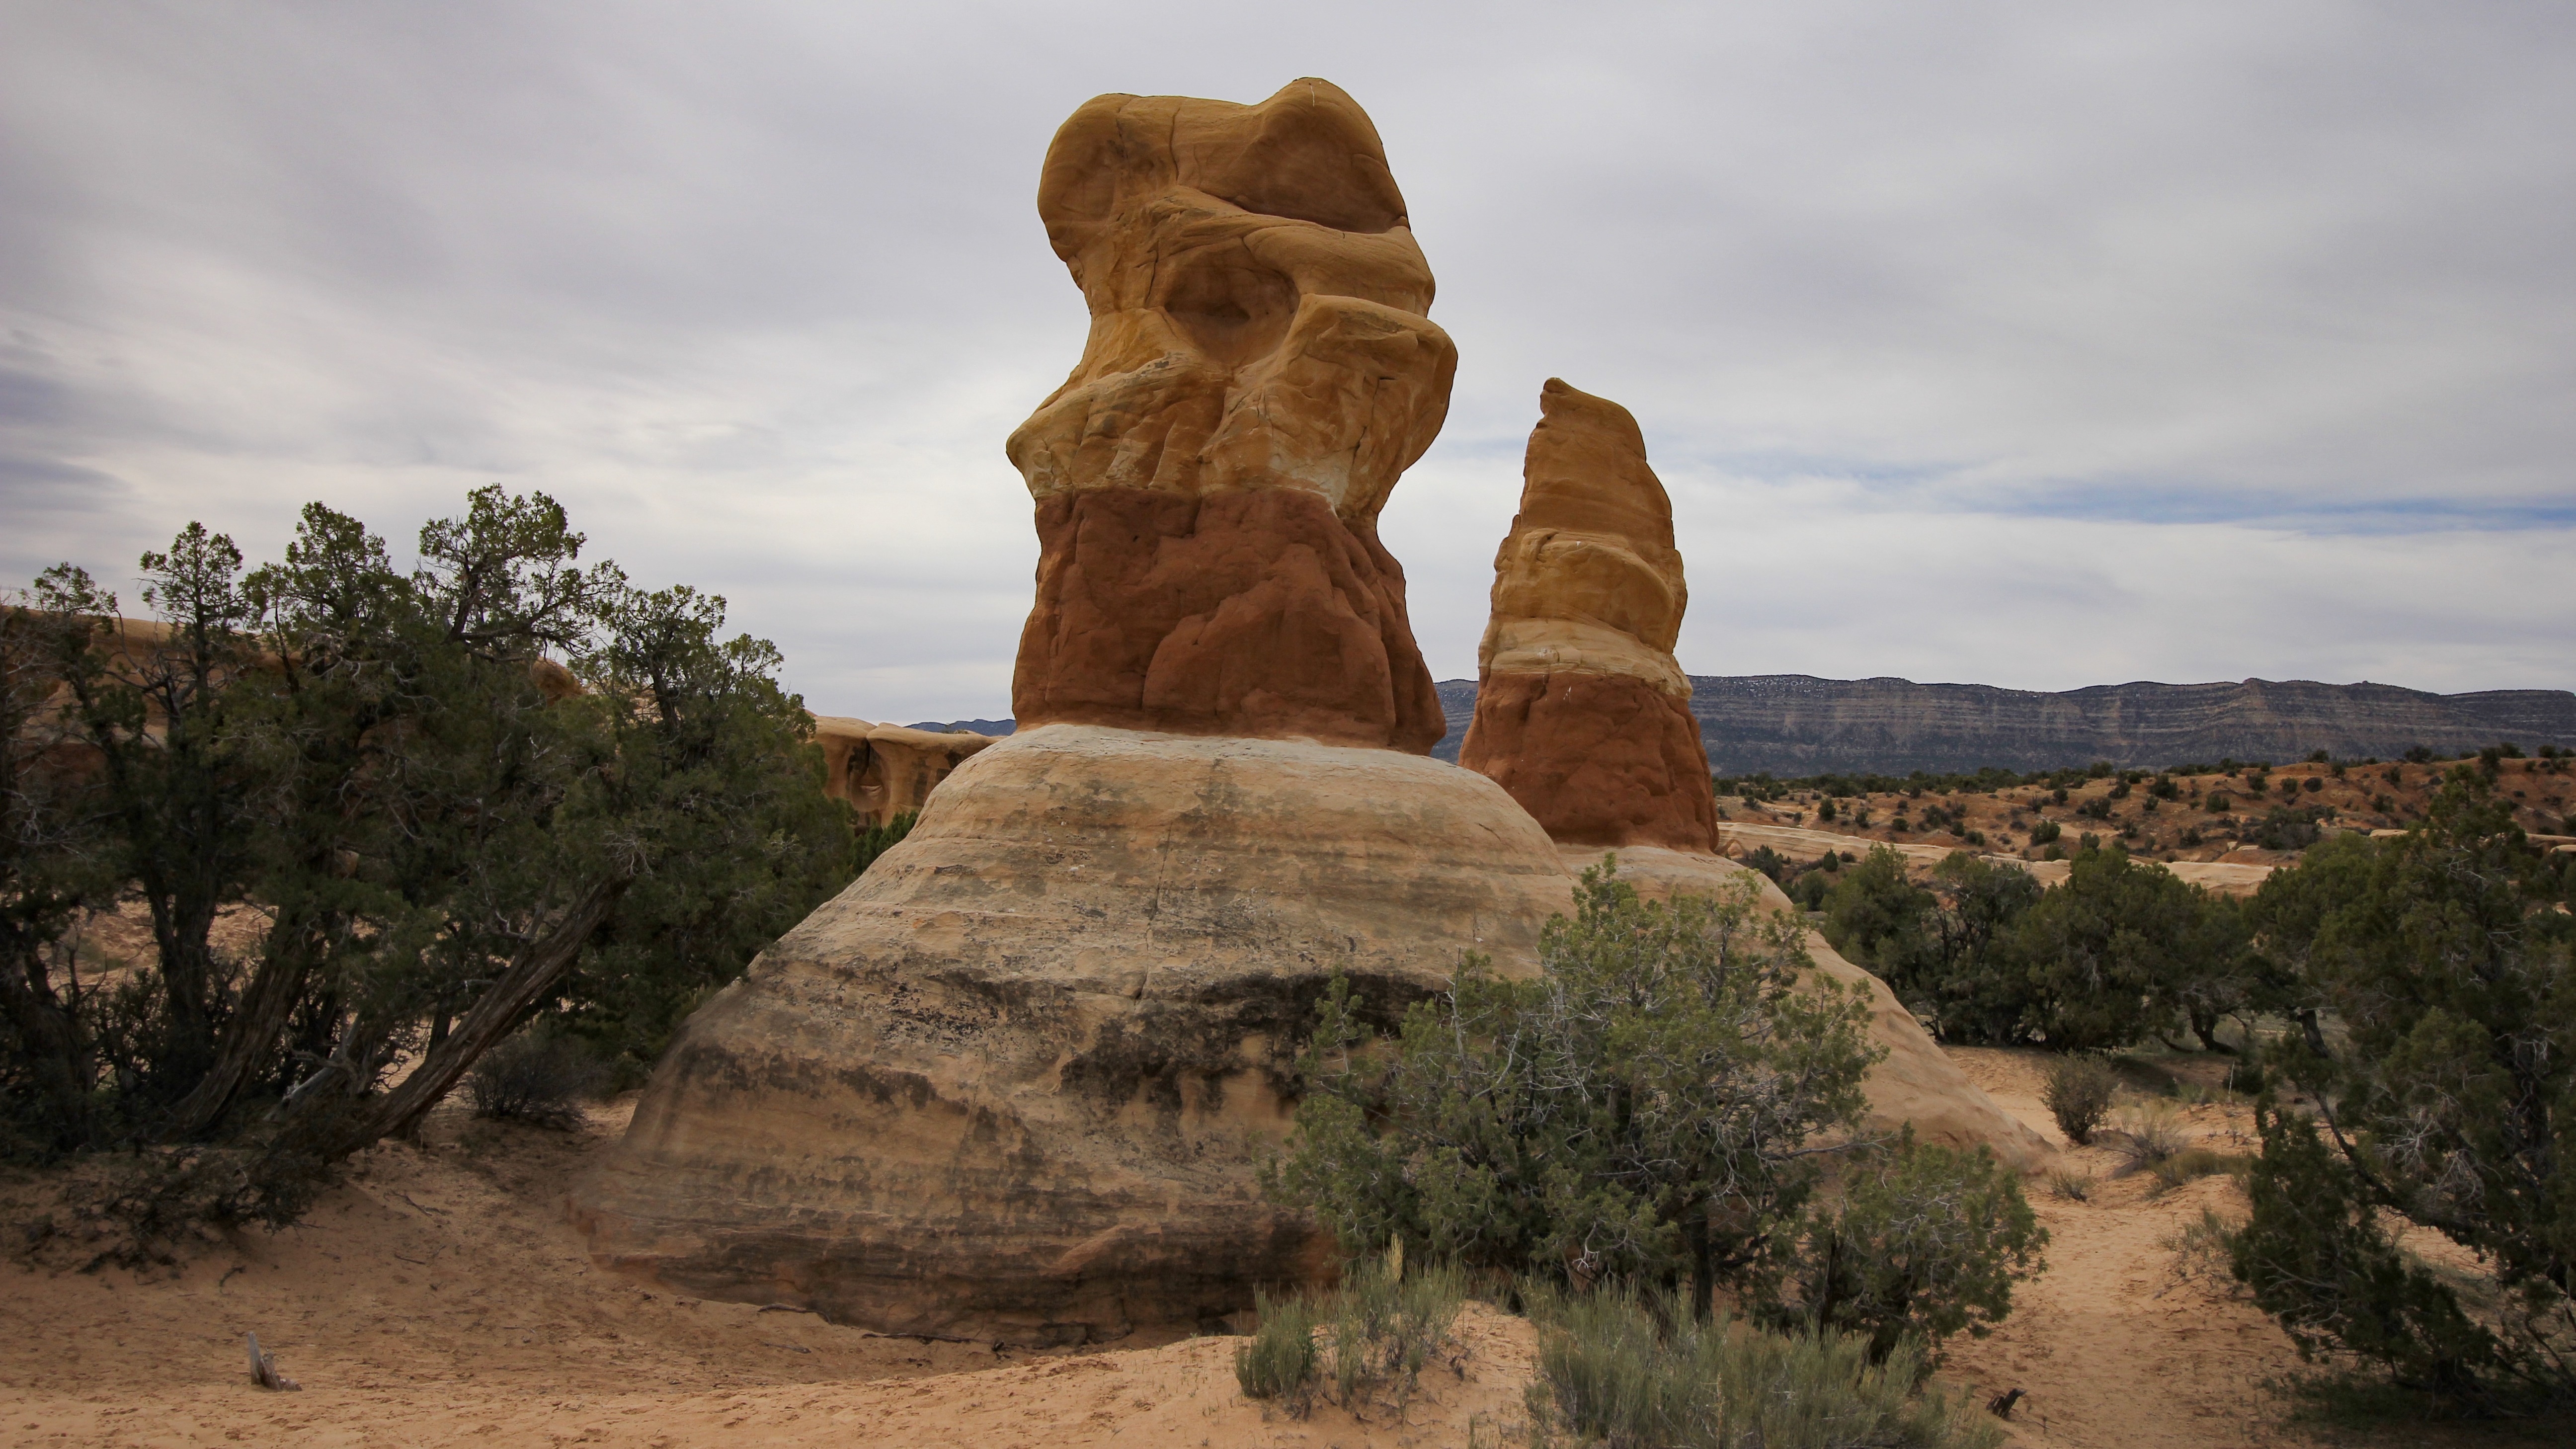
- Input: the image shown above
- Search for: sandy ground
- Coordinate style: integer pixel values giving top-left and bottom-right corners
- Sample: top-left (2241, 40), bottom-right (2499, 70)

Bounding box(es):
top-left (6, 1054), bottom-right (2561, 1448)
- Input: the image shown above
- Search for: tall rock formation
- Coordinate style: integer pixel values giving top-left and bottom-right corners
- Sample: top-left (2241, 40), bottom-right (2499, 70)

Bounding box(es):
top-left (1456, 384), bottom-right (2050, 1170)
top-left (1458, 380), bottom-right (1717, 850)
top-left (575, 80), bottom-right (1576, 1346)
top-left (1006, 79), bottom-right (1453, 751)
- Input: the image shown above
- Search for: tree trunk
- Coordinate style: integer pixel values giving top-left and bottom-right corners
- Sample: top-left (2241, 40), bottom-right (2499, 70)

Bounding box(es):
top-left (319, 875), bottom-right (623, 1156)
top-left (161, 916), bottom-right (323, 1140)
top-left (0, 945), bottom-right (94, 1151)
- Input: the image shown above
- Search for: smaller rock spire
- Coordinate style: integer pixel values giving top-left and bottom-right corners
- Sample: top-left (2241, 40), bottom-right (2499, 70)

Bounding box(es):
top-left (1457, 379), bottom-right (1717, 850)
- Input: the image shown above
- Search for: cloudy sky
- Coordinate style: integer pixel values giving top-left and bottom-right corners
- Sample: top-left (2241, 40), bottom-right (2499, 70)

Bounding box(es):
top-left (5, 2), bottom-right (2570, 722)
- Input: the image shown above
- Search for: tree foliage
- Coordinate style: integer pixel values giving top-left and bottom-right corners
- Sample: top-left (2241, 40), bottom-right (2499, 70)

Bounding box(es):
top-left (1821, 843), bottom-right (2265, 1051)
top-left (2236, 769), bottom-right (2576, 1400)
top-left (1268, 864), bottom-right (1880, 1311)
top-left (1, 490), bottom-right (857, 1227)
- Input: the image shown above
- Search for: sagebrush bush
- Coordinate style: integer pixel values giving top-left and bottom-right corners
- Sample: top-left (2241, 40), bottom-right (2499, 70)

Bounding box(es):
top-left (1527, 1284), bottom-right (1999, 1449)
top-left (2040, 1056), bottom-right (2117, 1145)
top-left (464, 1033), bottom-right (608, 1129)
top-left (1233, 1246), bottom-right (1464, 1417)
top-left (1234, 1289), bottom-right (1320, 1412)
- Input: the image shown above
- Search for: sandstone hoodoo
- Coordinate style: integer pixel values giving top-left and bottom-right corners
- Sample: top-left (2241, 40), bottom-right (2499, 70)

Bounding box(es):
top-left (1006, 78), bottom-right (1452, 751)
top-left (1458, 379), bottom-right (1714, 851)
top-left (1454, 384), bottom-right (2050, 1169)
top-left (575, 80), bottom-right (1576, 1346)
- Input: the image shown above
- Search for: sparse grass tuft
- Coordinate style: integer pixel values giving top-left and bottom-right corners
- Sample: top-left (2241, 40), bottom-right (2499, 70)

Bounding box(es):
top-left (2041, 1055), bottom-right (2118, 1146)
top-left (2108, 1101), bottom-right (2190, 1177)
top-left (1525, 1283), bottom-right (2000, 1449)
top-left (2161, 1208), bottom-right (2246, 1297)
top-left (2149, 1147), bottom-right (2252, 1196)
top-left (2043, 1167), bottom-right (2093, 1202)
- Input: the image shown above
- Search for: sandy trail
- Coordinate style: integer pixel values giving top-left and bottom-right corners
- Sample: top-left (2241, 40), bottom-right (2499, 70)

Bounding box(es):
top-left (6, 1054), bottom-right (2542, 1448)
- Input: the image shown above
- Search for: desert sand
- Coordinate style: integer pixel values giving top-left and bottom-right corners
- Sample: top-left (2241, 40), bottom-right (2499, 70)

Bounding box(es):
top-left (12, 1050), bottom-right (2517, 1449)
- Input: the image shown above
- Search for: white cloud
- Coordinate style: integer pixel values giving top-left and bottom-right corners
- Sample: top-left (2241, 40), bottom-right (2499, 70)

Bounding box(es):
top-left (4, 1), bottom-right (2570, 721)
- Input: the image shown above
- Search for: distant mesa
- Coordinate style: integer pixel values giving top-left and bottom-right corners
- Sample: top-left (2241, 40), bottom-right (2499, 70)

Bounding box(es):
top-left (906, 718), bottom-right (1017, 736)
top-left (1433, 675), bottom-right (2576, 774)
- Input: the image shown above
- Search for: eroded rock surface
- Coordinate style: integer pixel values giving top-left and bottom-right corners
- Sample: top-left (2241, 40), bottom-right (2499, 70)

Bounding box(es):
top-left (1458, 381), bottom-right (1717, 850)
top-left (1006, 78), bottom-right (1451, 751)
top-left (576, 725), bottom-right (1576, 1344)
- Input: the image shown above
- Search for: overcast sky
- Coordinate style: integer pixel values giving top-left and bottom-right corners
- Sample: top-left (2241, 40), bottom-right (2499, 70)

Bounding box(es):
top-left (5, 1), bottom-right (2571, 722)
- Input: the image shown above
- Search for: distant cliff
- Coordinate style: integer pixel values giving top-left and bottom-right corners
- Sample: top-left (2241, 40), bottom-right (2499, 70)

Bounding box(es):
top-left (1430, 675), bottom-right (2576, 775)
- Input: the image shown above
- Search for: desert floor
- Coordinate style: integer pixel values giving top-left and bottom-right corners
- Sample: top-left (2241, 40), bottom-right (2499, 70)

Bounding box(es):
top-left (4, 1051), bottom-right (2564, 1449)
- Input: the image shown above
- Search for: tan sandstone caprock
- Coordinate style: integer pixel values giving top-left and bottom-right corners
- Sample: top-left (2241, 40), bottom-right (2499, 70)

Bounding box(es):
top-left (574, 81), bottom-right (1581, 1345)
top-left (1457, 380), bottom-right (1718, 850)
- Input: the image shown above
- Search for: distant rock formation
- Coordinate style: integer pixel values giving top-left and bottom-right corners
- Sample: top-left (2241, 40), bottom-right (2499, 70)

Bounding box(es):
top-left (1447, 385), bottom-right (2044, 1169)
top-left (905, 718), bottom-right (1016, 736)
top-left (1431, 675), bottom-right (2576, 773)
top-left (809, 717), bottom-right (992, 828)
top-left (1455, 380), bottom-right (1717, 851)
top-left (1004, 78), bottom-right (1453, 752)
top-left (578, 80), bottom-right (1575, 1347)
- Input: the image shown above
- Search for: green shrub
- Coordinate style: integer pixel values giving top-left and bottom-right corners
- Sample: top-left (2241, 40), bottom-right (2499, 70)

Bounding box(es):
top-left (1527, 1285), bottom-right (2000, 1449)
top-left (2027, 819), bottom-right (2061, 845)
top-left (1268, 864), bottom-right (1879, 1308)
top-left (1234, 1288), bottom-right (1320, 1411)
top-left (2231, 1105), bottom-right (2503, 1399)
top-left (1768, 1135), bottom-right (2046, 1363)
top-left (2239, 769), bottom-right (2576, 1403)
top-left (2040, 1055), bottom-right (2116, 1144)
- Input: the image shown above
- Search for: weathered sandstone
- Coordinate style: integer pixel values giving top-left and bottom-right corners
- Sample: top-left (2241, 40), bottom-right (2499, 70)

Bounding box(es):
top-left (1006, 78), bottom-right (1452, 751)
top-left (576, 724), bottom-right (1577, 1344)
top-left (1458, 381), bottom-right (1717, 849)
top-left (579, 81), bottom-right (1545, 1343)
top-left (810, 716), bottom-right (993, 829)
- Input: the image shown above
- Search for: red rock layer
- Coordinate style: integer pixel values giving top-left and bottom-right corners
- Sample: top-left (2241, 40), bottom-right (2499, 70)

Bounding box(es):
top-left (1012, 485), bottom-right (1445, 753)
top-left (1459, 671), bottom-right (1719, 851)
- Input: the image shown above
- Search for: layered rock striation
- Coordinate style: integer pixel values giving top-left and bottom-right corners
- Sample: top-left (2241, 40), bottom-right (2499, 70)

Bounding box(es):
top-left (1434, 675), bottom-right (2576, 771)
top-left (1006, 79), bottom-right (1453, 752)
top-left (1456, 381), bottom-right (1718, 851)
top-left (578, 725), bottom-right (1574, 1343)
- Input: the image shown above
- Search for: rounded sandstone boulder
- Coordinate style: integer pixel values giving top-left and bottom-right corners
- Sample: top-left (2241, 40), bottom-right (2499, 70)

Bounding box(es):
top-left (574, 724), bottom-right (1575, 1346)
